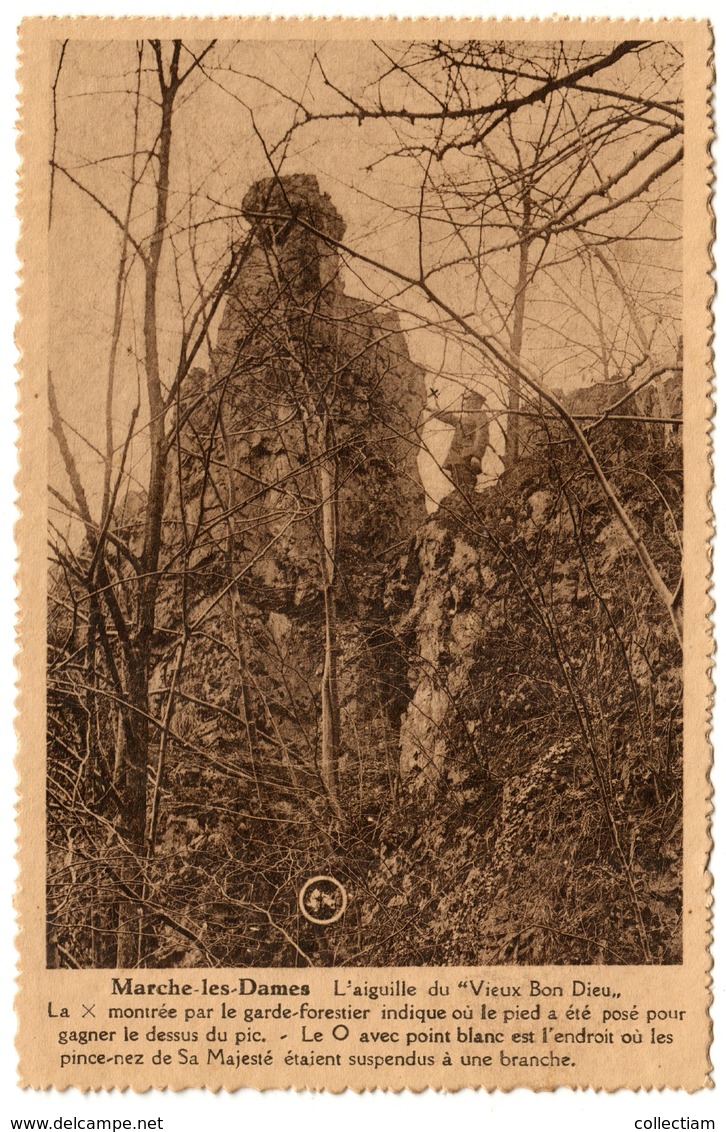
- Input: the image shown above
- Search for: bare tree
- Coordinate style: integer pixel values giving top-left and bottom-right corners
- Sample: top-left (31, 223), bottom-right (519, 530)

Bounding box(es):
top-left (48, 38), bottom-right (259, 966)
top-left (272, 38), bottom-right (683, 638)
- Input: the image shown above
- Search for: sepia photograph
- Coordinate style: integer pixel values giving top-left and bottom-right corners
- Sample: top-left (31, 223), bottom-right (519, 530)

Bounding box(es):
top-left (45, 34), bottom-right (686, 971)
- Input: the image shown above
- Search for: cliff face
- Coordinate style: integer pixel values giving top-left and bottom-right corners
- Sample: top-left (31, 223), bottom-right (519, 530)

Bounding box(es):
top-left (159, 176), bottom-right (425, 888)
top-left (371, 396), bottom-right (683, 964)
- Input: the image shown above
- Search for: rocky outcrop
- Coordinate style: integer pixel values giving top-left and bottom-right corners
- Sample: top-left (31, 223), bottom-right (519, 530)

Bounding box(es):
top-left (394, 379), bottom-right (682, 791)
top-left (368, 396), bottom-right (683, 963)
top-left (391, 526), bottom-right (495, 789)
top-left (166, 174), bottom-right (425, 796)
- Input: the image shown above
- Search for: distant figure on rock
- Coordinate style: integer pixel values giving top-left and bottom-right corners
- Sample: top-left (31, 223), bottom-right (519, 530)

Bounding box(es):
top-left (426, 388), bottom-right (491, 494)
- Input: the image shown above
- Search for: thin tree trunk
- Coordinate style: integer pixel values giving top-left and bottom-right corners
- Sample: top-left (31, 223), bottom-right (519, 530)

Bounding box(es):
top-left (114, 662), bottom-right (150, 968)
top-left (505, 187), bottom-right (531, 466)
top-left (317, 420), bottom-right (343, 820)
top-left (115, 48), bottom-right (180, 967)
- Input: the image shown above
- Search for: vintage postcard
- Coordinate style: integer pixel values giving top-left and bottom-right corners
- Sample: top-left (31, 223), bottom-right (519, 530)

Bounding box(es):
top-left (16, 17), bottom-right (713, 1091)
